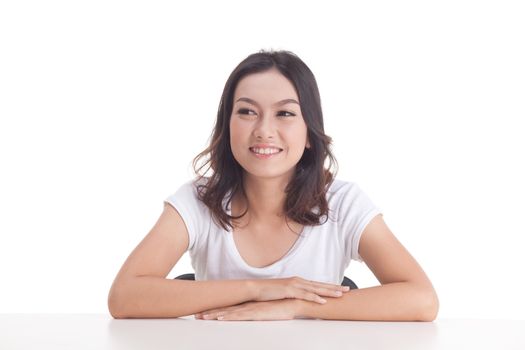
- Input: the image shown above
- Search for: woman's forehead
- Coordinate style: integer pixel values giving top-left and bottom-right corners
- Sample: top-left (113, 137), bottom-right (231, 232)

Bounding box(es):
top-left (234, 71), bottom-right (298, 103)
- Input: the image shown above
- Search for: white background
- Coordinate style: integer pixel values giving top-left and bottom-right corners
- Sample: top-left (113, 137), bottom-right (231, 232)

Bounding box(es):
top-left (0, 0), bottom-right (523, 320)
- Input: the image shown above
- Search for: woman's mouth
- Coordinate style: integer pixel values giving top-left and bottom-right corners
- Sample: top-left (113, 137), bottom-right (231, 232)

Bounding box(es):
top-left (249, 147), bottom-right (283, 159)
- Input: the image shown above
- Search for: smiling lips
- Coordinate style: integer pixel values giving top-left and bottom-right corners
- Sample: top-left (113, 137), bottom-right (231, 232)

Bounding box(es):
top-left (249, 147), bottom-right (283, 158)
top-left (249, 147), bottom-right (282, 155)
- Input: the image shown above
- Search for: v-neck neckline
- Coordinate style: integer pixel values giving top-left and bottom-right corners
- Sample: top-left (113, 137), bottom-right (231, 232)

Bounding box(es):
top-left (223, 191), bottom-right (311, 270)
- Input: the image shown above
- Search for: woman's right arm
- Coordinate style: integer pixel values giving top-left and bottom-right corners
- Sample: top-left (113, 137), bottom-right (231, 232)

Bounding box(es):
top-left (107, 202), bottom-right (258, 319)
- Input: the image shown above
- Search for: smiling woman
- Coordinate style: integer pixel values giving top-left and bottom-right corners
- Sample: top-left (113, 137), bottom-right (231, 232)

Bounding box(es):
top-left (107, 49), bottom-right (438, 322)
top-left (192, 50), bottom-right (337, 233)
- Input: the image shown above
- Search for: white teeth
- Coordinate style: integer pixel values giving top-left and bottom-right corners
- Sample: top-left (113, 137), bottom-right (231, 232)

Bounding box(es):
top-left (251, 147), bottom-right (281, 155)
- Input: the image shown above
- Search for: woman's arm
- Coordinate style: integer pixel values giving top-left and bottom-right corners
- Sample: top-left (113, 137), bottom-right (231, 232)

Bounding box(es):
top-left (297, 214), bottom-right (439, 321)
top-left (109, 275), bottom-right (257, 319)
top-left (294, 281), bottom-right (437, 321)
top-left (108, 203), bottom-right (259, 318)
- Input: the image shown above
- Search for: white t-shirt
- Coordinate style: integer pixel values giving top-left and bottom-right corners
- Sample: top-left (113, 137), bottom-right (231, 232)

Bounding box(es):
top-left (164, 177), bottom-right (382, 284)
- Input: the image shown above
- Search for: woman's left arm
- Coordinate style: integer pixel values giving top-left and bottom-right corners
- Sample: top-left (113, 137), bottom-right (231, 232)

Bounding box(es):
top-left (297, 214), bottom-right (439, 321)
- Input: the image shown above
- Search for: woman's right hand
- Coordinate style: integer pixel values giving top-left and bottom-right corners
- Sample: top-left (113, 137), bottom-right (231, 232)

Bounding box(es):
top-left (250, 276), bottom-right (350, 304)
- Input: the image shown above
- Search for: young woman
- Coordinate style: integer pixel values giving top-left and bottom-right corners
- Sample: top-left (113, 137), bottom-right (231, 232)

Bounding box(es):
top-left (108, 49), bottom-right (439, 321)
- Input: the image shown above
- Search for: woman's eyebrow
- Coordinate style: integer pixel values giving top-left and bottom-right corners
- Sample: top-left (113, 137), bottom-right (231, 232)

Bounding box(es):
top-left (235, 97), bottom-right (299, 107)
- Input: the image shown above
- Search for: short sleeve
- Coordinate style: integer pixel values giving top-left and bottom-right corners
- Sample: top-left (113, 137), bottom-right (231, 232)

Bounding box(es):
top-left (163, 179), bottom-right (208, 253)
top-left (338, 182), bottom-right (383, 264)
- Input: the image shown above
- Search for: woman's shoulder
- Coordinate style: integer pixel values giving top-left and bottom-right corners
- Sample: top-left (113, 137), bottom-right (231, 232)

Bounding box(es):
top-left (325, 177), bottom-right (377, 208)
top-left (326, 177), bottom-right (381, 215)
top-left (165, 176), bottom-right (211, 204)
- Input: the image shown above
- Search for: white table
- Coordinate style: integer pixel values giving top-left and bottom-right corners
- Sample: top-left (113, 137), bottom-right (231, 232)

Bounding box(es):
top-left (1, 314), bottom-right (524, 350)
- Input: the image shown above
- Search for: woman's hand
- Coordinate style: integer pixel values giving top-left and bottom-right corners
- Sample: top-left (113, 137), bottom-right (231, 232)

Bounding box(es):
top-left (194, 299), bottom-right (300, 321)
top-left (252, 276), bottom-right (349, 304)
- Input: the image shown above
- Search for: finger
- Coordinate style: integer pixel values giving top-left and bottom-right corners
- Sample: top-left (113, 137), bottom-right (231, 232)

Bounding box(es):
top-left (201, 300), bottom-right (254, 314)
top-left (202, 302), bottom-right (256, 320)
top-left (217, 311), bottom-right (251, 321)
top-left (301, 284), bottom-right (348, 298)
top-left (199, 304), bottom-right (245, 320)
top-left (217, 313), bottom-right (234, 321)
top-left (310, 280), bottom-right (350, 292)
top-left (202, 311), bottom-right (232, 320)
top-left (218, 310), bottom-right (290, 321)
top-left (315, 283), bottom-right (350, 292)
top-left (197, 310), bottom-right (224, 319)
top-left (196, 310), bottom-right (223, 319)
top-left (298, 291), bottom-right (327, 304)
top-left (298, 278), bottom-right (349, 293)
top-left (195, 304), bottom-right (239, 318)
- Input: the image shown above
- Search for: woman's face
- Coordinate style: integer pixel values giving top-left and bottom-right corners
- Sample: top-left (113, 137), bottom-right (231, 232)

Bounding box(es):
top-left (229, 68), bottom-right (310, 181)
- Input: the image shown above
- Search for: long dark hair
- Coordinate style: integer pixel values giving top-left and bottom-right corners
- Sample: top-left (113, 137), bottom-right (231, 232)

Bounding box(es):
top-left (191, 49), bottom-right (338, 233)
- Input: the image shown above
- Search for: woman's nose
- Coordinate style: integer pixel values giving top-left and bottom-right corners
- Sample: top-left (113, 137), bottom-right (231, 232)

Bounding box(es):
top-left (253, 113), bottom-right (277, 138)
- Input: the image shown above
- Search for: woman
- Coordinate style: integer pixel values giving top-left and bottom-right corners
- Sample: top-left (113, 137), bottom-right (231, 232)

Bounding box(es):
top-left (107, 49), bottom-right (439, 321)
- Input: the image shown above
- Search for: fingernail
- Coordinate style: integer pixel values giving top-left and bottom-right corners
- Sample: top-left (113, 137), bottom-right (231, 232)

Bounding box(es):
top-left (343, 286), bottom-right (350, 290)
top-left (320, 298), bottom-right (327, 303)
top-left (335, 291), bottom-right (342, 296)
top-left (218, 316), bottom-right (224, 320)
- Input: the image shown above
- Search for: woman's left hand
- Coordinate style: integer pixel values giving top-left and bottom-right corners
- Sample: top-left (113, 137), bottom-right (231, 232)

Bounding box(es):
top-left (194, 299), bottom-right (300, 321)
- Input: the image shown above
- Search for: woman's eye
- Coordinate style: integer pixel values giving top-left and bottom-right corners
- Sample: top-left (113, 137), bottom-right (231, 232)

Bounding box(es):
top-left (238, 108), bottom-right (255, 115)
top-left (237, 108), bottom-right (295, 117)
top-left (278, 111), bottom-right (295, 117)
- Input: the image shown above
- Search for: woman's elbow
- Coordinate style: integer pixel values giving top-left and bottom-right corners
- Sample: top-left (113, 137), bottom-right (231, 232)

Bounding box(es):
top-left (419, 290), bottom-right (439, 322)
top-left (108, 288), bottom-right (127, 319)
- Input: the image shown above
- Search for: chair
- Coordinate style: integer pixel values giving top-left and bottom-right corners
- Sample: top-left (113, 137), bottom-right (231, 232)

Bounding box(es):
top-left (174, 273), bottom-right (358, 289)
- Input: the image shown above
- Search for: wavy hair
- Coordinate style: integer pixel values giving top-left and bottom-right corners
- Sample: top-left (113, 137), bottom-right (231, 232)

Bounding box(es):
top-left (191, 49), bottom-right (338, 234)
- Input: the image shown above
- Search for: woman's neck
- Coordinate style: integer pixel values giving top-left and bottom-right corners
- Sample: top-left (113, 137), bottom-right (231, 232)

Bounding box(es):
top-left (235, 174), bottom-right (291, 223)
